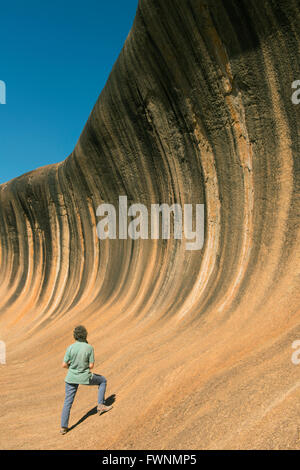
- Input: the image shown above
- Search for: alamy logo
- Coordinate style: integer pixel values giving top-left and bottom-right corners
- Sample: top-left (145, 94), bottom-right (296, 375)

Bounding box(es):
top-left (96, 196), bottom-right (205, 251)
top-left (0, 341), bottom-right (6, 364)
top-left (291, 340), bottom-right (300, 365)
top-left (0, 80), bottom-right (6, 104)
top-left (291, 80), bottom-right (300, 105)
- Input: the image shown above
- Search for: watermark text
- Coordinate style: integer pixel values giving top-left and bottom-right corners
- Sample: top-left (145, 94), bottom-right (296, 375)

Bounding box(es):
top-left (0, 80), bottom-right (6, 104)
top-left (0, 341), bottom-right (6, 364)
top-left (291, 340), bottom-right (300, 365)
top-left (96, 197), bottom-right (205, 251)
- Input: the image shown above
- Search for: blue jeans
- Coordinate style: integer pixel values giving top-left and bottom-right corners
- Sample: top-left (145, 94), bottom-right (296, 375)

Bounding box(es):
top-left (61, 373), bottom-right (107, 428)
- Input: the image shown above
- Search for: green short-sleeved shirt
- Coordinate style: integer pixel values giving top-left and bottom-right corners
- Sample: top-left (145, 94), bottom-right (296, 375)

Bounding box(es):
top-left (63, 341), bottom-right (95, 384)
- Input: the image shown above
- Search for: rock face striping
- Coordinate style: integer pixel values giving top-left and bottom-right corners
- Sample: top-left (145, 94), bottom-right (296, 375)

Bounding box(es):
top-left (0, 0), bottom-right (299, 450)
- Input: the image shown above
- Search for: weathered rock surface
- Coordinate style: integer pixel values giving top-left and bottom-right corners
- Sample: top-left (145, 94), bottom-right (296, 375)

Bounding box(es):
top-left (0, 0), bottom-right (299, 449)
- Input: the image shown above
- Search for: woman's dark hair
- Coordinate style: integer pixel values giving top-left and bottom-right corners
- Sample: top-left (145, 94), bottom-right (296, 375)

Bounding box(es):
top-left (73, 325), bottom-right (88, 342)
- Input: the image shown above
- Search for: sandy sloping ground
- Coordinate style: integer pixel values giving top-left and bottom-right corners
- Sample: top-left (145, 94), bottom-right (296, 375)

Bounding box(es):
top-left (0, 0), bottom-right (300, 450)
top-left (1, 306), bottom-right (300, 450)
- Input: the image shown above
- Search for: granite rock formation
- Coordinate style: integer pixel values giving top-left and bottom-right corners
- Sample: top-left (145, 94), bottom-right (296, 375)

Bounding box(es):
top-left (0, 0), bottom-right (300, 449)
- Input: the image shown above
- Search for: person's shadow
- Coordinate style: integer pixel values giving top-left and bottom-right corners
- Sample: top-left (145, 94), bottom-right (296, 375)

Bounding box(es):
top-left (68, 394), bottom-right (116, 432)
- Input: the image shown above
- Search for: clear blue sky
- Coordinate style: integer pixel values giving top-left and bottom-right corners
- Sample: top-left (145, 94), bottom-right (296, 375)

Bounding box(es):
top-left (0, 0), bottom-right (139, 184)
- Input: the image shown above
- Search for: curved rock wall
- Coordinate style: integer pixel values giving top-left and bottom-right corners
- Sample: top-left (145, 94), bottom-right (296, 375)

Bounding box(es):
top-left (0, 0), bottom-right (300, 449)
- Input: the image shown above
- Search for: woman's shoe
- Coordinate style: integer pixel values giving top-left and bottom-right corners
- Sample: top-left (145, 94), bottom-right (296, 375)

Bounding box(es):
top-left (97, 404), bottom-right (113, 415)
